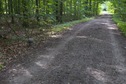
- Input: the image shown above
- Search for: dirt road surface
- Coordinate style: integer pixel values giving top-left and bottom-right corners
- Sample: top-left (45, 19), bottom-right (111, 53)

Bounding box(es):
top-left (1, 15), bottom-right (126, 84)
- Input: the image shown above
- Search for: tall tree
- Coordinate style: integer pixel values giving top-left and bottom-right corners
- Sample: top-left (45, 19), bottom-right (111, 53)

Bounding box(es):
top-left (0, 0), bottom-right (4, 18)
top-left (22, 0), bottom-right (29, 27)
top-left (36, 0), bottom-right (40, 21)
top-left (8, 0), bottom-right (14, 23)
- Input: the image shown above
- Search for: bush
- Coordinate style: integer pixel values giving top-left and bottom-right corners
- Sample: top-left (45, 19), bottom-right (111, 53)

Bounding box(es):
top-left (118, 22), bottom-right (126, 36)
top-left (113, 15), bottom-right (126, 36)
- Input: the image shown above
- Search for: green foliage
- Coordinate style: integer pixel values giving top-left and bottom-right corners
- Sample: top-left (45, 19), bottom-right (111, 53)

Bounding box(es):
top-left (113, 15), bottom-right (126, 36)
top-left (0, 0), bottom-right (102, 24)
top-left (111, 0), bottom-right (126, 21)
top-left (118, 23), bottom-right (126, 36)
top-left (107, 1), bottom-right (114, 14)
top-left (0, 52), bottom-right (4, 70)
top-left (0, 59), bottom-right (4, 70)
top-left (0, 64), bottom-right (3, 70)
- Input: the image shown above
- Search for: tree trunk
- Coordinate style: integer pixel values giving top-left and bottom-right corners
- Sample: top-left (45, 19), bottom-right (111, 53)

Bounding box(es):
top-left (22, 0), bottom-right (28, 27)
top-left (36, 0), bottom-right (39, 21)
top-left (59, 0), bottom-right (63, 23)
top-left (0, 0), bottom-right (3, 17)
top-left (55, 0), bottom-right (59, 22)
top-left (9, 0), bottom-right (14, 23)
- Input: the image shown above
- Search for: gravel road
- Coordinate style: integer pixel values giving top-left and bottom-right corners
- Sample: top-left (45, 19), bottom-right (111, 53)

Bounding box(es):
top-left (1, 15), bottom-right (126, 84)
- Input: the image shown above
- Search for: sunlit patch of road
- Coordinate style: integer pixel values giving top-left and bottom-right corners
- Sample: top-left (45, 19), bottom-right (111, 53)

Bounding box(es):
top-left (101, 11), bottom-right (111, 15)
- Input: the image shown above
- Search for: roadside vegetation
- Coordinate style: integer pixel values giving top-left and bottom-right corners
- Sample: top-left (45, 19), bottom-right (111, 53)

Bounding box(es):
top-left (113, 15), bottom-right (126, 36)
top-left (52, 17), bottom-right (93, 33)
top-left (107, 1), bottom-right (126, 36)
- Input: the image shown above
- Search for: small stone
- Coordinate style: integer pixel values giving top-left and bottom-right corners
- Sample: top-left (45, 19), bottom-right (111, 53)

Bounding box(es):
top-left (124, 47), bottom-right (126, 49)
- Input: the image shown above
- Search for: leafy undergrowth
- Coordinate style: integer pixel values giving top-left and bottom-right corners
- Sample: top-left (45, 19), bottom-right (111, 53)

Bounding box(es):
top-left (0, 17), bottom-right (93, 70)
top-left (113, 15), bottom-right (126, 36)
top-left (52, 18), bottom-right (94, 33)
top-left (0, 64), bottom-right (4, 70)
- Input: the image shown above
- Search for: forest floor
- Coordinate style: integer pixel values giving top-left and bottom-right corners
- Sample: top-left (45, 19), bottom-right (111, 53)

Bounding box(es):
top-left (1, 14), bottom-right (126, 84)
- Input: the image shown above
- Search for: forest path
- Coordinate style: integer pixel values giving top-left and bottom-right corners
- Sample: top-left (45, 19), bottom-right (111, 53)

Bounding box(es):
top-left (1, 15), bottom-right (126, 84)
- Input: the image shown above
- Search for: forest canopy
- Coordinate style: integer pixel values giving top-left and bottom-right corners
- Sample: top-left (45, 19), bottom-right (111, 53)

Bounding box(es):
top-left (0, 0), bottom-right (101, 24)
